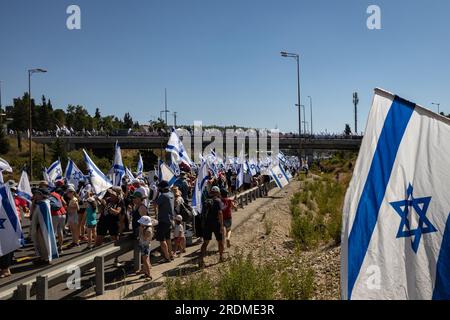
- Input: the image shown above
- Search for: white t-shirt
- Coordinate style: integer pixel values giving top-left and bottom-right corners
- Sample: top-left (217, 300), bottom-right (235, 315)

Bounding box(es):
top-left (174, 223), bottom-right (184, 238)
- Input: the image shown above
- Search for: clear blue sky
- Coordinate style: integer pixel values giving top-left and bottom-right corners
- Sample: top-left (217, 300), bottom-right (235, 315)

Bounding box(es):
top-left (1, 0), bottom-right (449, 134)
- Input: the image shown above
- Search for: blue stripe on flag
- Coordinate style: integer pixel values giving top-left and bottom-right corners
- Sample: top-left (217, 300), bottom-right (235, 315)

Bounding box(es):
top-left (432, 213), bottom-right (450, 300)
top-left (270, 169), bottom-right (282, 188)
top-left (0, 186), bottom-right (20, 233)
top-left (38, 201), bottom-right (58, 259)
top-left (347, 96), bottom-right (415, 299)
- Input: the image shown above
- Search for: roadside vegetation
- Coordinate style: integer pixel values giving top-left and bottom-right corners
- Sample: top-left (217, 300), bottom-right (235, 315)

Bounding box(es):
top-left (162, 253), bottom-right (315, 300)
top-left (290, 152), bottom-right (356, 249)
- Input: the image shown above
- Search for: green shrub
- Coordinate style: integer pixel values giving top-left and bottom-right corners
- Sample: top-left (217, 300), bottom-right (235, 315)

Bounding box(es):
top-left (165, 274), bottom-right (215, 300)
top-left (217, 254), bottom-right (275, 300)
top-left (280, 267), bottom-right (315, 300)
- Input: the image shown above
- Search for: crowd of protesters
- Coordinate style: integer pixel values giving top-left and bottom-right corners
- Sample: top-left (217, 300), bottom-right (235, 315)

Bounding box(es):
top-left (0, 166), bottom-right (274, 281)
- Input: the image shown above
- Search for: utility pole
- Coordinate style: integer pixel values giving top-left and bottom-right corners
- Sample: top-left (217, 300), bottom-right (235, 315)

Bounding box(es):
top-left (353, 92), bottom-right (359, 135)
top-left (0, 80), bottom-right (3, 110)
top-left (160, 88), bottom-right (170, 128)
top-left (173, 112), bottom-right (177, 128)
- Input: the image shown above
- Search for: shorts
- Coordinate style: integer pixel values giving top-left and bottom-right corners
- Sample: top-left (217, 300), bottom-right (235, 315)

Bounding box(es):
top-left (223, 219), bottom-right (232, 229)
top-left (67, 212), bottom-right (78, 225)
top-left (96, 217), bottom-right (119, 237)
top-left (139, 244), bottom-right (151, 256)
top-left (52, 215), bottom-right (66, 234)
top-left (203, 224), bottom-right (223, 241)
top-left (155, 222), bottom-right (171, 241)
top-left (87, 224), bottom-right (97, 229)
top-left (175, 237), bottom-right (184, 246)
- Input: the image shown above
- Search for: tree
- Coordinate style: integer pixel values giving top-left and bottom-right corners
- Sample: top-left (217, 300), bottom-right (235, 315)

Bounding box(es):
top-left (344, 124), bottom-right (352, 136)
top-left (123, 112), bottom-right (134, 129)
top-left (50, 138), bottom-right (68, 164)
top-left (0, 129), bottom-right (10, 154)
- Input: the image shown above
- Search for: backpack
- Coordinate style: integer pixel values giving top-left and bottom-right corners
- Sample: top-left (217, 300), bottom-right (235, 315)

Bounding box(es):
top-left (179, 202), bottom-right (194, 223)
top-left (200, 199), bottom-right (214, 229)
top-left (48, 194), bottom-right (63, 212)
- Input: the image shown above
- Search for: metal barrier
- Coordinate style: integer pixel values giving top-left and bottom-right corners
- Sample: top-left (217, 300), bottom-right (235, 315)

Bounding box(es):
top-left (1, 181), bottom-right (276, 300)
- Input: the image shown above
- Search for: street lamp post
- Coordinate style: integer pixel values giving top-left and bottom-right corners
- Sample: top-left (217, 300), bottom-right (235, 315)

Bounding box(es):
top-left (308, 96), bottom-right (313, 136)
top-left (432, 102), bottom-right (441, 114)
top-left (280, 51), bottom-right (301, 156)
top-left (28, 68), bottom-right (47, 180)
top-left (0, 80), bottom-right (3, 110)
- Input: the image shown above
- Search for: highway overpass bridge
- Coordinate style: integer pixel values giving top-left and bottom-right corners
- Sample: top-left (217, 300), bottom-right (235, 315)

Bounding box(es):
top-left (33, 135), bottom-right (362, 155)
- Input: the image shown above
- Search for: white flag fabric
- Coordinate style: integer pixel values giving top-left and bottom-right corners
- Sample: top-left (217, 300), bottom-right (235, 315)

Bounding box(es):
top-left (112, 141), bottom-right (125, 186)
top-left (125, 167), bottom-right (135, 180)
top-left (0, 184), bottom-right (23, 256)
top-left (83, 149), bottom-right (113, 195)
top-left (0, 157), bottom-right (12, 173)
top-left (270, 164), bottom-right (289, 189)
top-left (32, 199), bottom-right (58, 261)
top-left (136, 154), bottom-right (144, 178)
top-left (341, 88), bottom-right (450, 300)
top-left (17, 170), bottom-right (33, 203)
top-left (159, 162), bottom-right (177, 186)
top-left (0, 171), bottom-right (3, 184)
top-left (166, 130), bottom-right (192, 168)
top-left (47, 160), bottom-right (63, 183)
top-left (65, 159), bottom-right (84, 189)
top-left (191, 160), bottom-right (209, 216)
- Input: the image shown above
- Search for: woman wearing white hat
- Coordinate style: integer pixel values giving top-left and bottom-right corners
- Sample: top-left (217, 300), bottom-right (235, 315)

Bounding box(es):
top-left (137, 215), bottom-right (153, 280)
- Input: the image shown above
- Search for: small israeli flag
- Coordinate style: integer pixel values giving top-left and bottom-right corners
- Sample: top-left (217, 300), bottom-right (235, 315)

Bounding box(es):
top-left (83, 149), bottom-right (113, 195)
top-left (112, 141), bottom-right (125, 186)
top-left (166, 129), bottom-right (193, 169)
top-left (159, 162), bottom-right (177, 186)
top-left (47, 159), bottom-right (63, 183)
top-left (136, 154), bottom-right (144, 178)
top-left (270, 164), bottom-right (289, 189)
top-left (65, 158), bottom-right (85, 189)
top-left (191, 160), bottom-right (209, 216)
top-left (17, 170), bottom-right (33, 203)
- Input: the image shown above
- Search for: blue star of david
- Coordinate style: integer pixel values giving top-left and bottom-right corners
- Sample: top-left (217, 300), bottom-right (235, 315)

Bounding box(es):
top-left (0, 218), bottom-right (6, 230)
top-left (277, 173), bottom-right (283, 179)
top-left (87, 169), bottom-right (93, 177)
top-left (73, 172), bottom-right (83, 180)
top-left (390, 184), bottom-right (437, 253)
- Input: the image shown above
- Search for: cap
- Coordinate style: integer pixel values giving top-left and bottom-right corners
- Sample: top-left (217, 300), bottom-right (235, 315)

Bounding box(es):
top-left (211, 186), bottom-right (220, 194)
top-left (66, 185), bottom-right (76, 192)
top-left (131, 191), bottom-right (144, 199)
top-left (138, 215), bottom-right (152, 226)
top-left (175, 214), bottom-right (183, 222)
top-left (39, 180), bottom-right (49, 187)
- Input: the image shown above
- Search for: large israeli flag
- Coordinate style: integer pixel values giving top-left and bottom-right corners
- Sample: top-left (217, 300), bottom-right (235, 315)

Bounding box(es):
top-left (83, 149), bottom-right (113, 195)
top-left (342, 88), bottom-right (450, 300)
top-left (65, 158), bottom-right (84, 188)
top-left (17, 170), bottom-right (32, 203)
top-left (166, 130), bottom-right (192, 168)
top-left (112, 141), bottom-right (125, 186)
top-left (32, 199), bottom-right (58, 261)
top-left (270, 164), bottom-right (289, 189)
top-left (47, 160), bottom-right (63, 182)
top-left (0, 184), bottom-right (23, 256)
